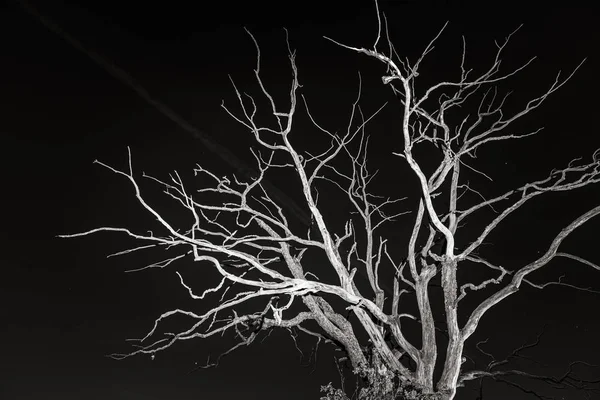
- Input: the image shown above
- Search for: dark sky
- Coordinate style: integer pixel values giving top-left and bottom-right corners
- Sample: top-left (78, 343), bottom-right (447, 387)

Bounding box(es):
top-left (2, 1), bottom-right (599, 399)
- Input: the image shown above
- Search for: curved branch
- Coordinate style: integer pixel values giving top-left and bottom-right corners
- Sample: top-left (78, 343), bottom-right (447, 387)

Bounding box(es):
top-left (462, 204), bottom-right (600, 341)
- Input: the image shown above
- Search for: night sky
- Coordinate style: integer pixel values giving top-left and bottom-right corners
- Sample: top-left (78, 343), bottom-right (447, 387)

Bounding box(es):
top-left (2, 1), bottom-right (599, 399)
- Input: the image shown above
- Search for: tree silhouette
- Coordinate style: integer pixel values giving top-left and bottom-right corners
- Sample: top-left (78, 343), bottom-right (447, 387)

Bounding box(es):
top-left (60, 4), bottom-right (600, 400)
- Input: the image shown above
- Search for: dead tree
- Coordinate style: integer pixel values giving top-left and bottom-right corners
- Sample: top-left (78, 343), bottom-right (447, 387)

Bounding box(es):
top-left (62, 7), bottom-right (600, 400)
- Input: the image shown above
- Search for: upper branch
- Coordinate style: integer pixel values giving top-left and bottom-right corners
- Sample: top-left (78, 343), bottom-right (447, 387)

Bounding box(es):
top-left (459, 152), bottom-right (600, 259)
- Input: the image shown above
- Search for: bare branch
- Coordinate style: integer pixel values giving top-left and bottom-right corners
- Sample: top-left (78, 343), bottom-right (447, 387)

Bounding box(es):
top-left (462, 204), bottom-right (600, 341)
top-left (460, 330), bottom-right (600, 398)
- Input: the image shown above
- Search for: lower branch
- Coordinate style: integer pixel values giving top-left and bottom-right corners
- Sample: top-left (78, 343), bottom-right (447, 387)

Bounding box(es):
top-left (459, 329), bottom-right (600, 399)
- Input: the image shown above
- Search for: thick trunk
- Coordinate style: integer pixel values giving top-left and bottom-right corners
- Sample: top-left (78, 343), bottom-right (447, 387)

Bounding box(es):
top-left (414, 266), bottom-right (438, 389)
top-left (437, 389), bottom-right (456, 400)
top-left (437, 258), bottom-right (463, 396)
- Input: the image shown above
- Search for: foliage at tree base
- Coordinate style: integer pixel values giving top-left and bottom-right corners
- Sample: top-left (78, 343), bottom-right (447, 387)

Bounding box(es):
top-left (320, 364), bottom-right (446, 400)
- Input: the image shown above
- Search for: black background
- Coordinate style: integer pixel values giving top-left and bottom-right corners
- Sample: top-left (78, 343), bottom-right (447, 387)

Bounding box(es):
top-left (1, 1), bottom-right (599, 399)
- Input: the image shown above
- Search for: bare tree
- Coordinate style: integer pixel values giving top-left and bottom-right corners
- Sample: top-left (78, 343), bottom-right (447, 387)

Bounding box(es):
top-left (61, 6), bottom-right (600, 400)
